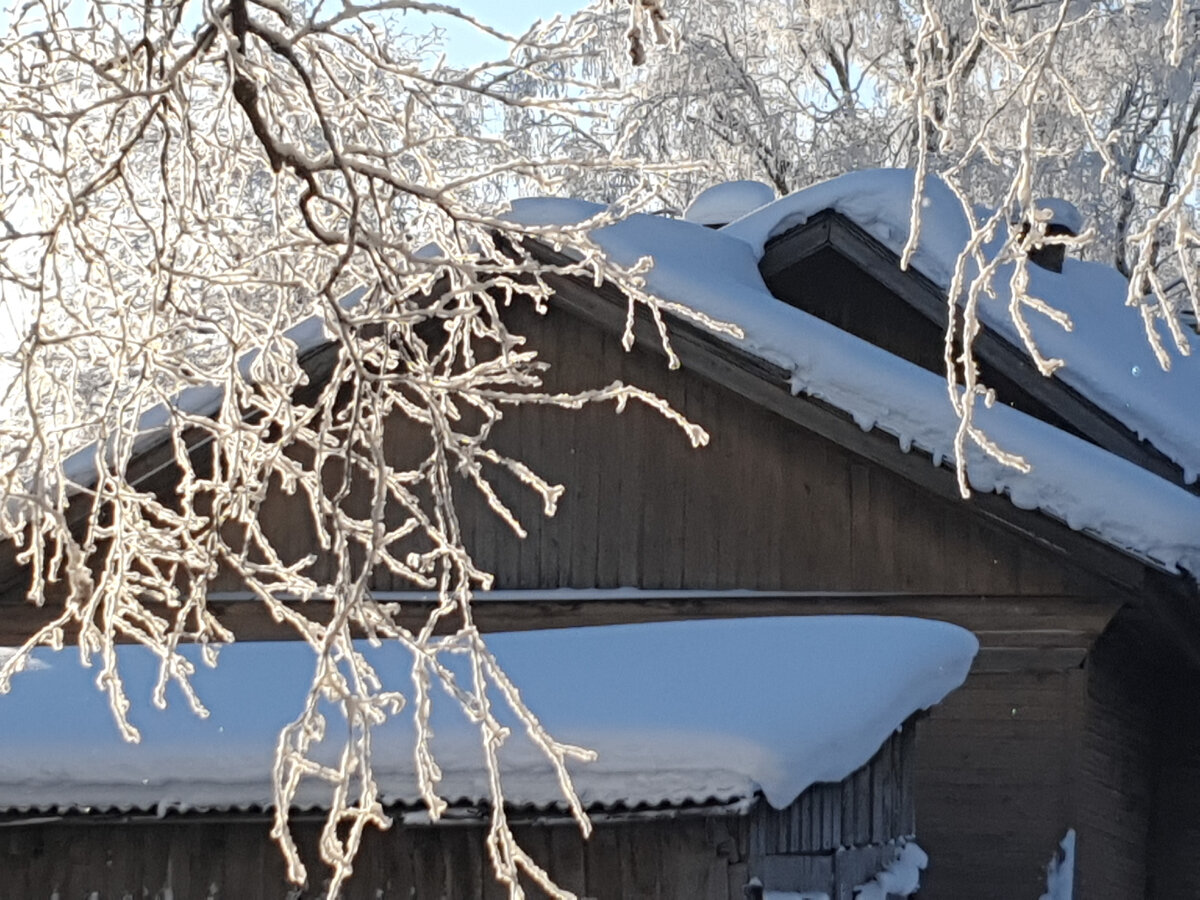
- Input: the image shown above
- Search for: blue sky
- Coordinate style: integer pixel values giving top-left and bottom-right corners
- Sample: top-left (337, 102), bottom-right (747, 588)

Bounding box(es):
top-left (0, 2), bottom-right (590, 63)
top-left (434, 0), bottom-right (588, 63)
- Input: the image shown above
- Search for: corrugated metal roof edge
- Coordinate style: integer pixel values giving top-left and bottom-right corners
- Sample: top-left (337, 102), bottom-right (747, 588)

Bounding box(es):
top-left (0, 792), bottom-right (757, 827)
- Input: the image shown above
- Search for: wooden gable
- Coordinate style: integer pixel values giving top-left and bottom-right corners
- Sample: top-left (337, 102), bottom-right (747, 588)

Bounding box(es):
top-left (2, 233), bottom-right (1196, 662)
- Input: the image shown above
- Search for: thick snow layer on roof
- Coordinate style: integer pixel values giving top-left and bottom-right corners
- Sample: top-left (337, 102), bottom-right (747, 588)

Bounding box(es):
top-left (683, 180), bottom-right (776, 226)
top-left (0, 616), bottom-right (975, 815)
top-left (722, 168), bottom-right (1200, 483)
top-left (508, 188), bottom-right (1200, 573)
top-left (723, 169), bottom-right (973, 287)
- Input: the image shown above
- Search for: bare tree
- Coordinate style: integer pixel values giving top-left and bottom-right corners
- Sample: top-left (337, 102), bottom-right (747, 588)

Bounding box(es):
top-left (0, 1), bottom-right (702, 896)
top-left (2, 0), bottom-right (1198, 895)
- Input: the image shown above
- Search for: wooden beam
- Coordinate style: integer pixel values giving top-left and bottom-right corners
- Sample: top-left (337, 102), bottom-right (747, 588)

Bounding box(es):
top-left (973, 647), bottom-right (1087, 673)
top-left (0, 589), bottom-right (1123, 647)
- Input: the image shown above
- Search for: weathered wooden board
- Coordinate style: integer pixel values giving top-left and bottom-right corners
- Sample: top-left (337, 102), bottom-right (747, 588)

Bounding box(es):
top-left (0, 810), bottom-right (752, 900)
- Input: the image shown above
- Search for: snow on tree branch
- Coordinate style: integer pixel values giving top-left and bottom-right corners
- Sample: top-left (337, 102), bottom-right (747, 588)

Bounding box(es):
top-left (541, 0), bottom-right (1199, 495)
top-left (0, 1), bottom-right (692, 896)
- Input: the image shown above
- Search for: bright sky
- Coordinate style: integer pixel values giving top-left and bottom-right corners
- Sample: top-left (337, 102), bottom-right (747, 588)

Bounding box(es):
top-left (0, 1), bottom-right (590, 340)
top-left (435, 1), bottom-right (588, 63)
top-left (0, 2), bottom-right (591, 63)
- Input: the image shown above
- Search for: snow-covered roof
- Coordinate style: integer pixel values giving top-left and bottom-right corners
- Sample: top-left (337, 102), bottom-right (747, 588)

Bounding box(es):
top-left (0, 616), bottom-right (976, 816)
top-left (1028, 197), bottom-right (1084, 235)
top-left (507, 171), bottom-right (1200, 574)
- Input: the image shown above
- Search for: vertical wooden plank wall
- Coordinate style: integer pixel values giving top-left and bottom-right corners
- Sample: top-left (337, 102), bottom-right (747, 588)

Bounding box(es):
top-left (1075, 621), bottom-right (1163, 900)
top-left (283, 299), bottom-right (1118, 600)
top-left (0, 811), bottom-right (751, 900)
top-left (746, 724), bottom-right (916, 899)
top-left (914, 665), bottom-right (1087, 900)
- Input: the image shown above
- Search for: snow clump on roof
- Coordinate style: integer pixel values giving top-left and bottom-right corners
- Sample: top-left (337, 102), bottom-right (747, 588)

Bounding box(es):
top-left (1029, 197), bottom-right (1085, 235)
top-left (683, 180), bottom-right (776, 226)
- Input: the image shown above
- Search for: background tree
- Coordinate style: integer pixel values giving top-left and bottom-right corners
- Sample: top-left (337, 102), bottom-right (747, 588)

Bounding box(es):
top-left (537, 0), bottom-right (1200, 492)
top-left (563, 0), bottom-right (1199, 284)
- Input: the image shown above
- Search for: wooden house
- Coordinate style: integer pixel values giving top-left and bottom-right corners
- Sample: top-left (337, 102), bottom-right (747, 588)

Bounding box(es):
top-left (3, 169), bottom-right (1200, 898)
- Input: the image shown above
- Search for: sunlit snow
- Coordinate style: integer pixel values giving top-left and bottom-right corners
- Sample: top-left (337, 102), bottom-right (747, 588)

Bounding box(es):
top-left (0, 616), bottom-right (976, 814)
top-left (683, 180), bottom-right (776, 226)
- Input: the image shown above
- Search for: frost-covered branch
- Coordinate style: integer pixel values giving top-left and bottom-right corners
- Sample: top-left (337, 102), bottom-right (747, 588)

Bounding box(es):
top-left (0, 1), bottom-right (691, 896)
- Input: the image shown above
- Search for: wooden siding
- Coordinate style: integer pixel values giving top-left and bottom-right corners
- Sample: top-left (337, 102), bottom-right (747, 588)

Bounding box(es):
top-left (747, 724), bottom-right (915, 900)
top-left (187, 295), bottom-right (1130, 606)
top-left (1075, 614), bottom-right (1195, 900)
top-left (0, 253), bottom-right (1150, 648)
top-left (915, 665), bottom-right (1086, 900)
top-left (453, 300), bottom-right (1133, 598)
top-left (750, 724), bottom-right (914, 858)
top-left (0, 811), bottom-right (745, 900)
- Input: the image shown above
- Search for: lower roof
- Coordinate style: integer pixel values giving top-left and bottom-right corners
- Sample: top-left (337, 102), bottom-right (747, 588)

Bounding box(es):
top-left (0, 616), bottom-right (976, 817)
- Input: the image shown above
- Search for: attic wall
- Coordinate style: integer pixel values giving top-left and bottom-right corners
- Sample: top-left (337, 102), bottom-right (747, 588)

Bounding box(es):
top-left (223, 297), bottom-right (1127, 600)
top-left (474, 302), bottom-right (1113, 594)
top-left (764, 244), bottom-right (1087, 441)
top-left (448, 300), bottom-right (1127, 597)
